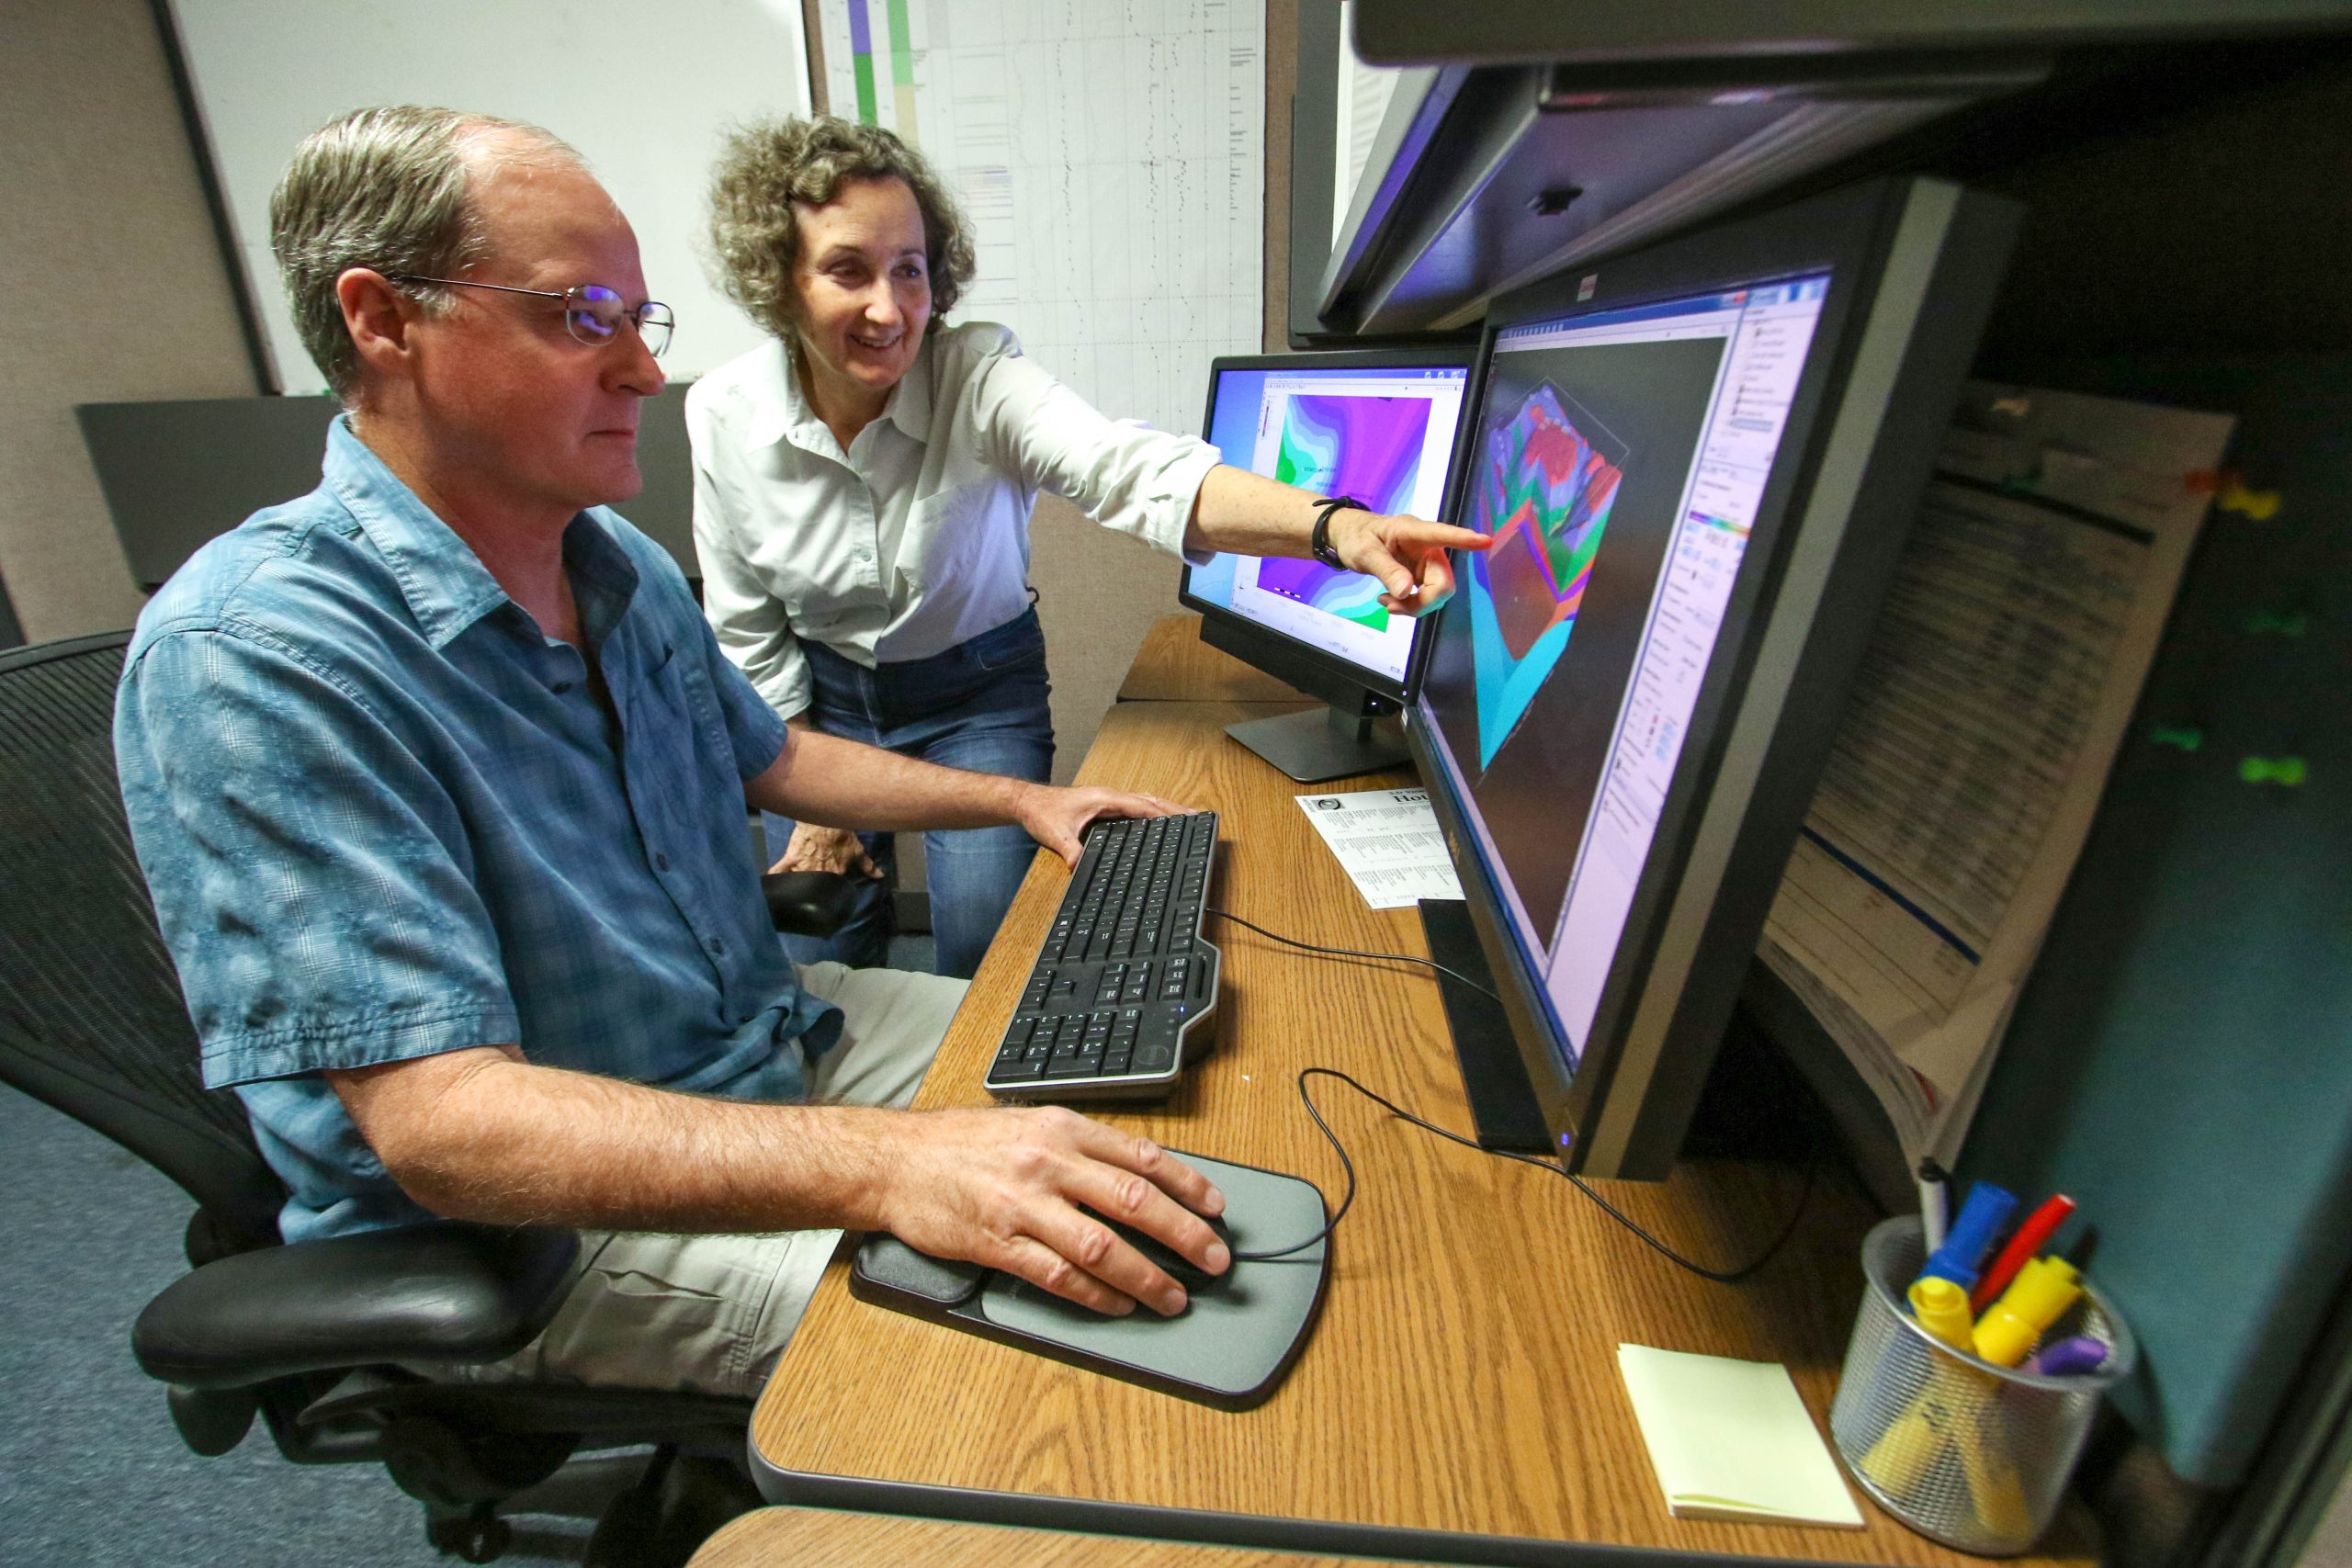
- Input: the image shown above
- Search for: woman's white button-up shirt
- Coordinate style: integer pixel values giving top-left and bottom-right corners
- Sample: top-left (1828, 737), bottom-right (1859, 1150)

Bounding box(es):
top-left (685, 321), bottom-right (1220, 721)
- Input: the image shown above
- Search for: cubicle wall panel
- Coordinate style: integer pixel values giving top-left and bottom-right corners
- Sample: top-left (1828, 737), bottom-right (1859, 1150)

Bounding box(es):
top-left (78, 388), bottom-right (700, 592)
top-left (1962, 354), bottom-right (2352, 1491)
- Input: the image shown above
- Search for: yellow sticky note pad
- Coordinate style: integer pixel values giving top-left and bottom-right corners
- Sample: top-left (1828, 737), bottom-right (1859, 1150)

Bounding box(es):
top-left (1617, 1344), bottom-right (1864, 1529)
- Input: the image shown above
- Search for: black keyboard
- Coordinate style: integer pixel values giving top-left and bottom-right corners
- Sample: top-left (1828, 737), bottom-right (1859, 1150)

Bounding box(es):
top-left (984, 811), bottom-right (1221, 1100)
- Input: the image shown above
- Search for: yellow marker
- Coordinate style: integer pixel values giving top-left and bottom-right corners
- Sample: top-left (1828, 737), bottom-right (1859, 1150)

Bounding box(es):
top-left (1956, 1426), bottom-right (2034, 1540)
top-left (1908, 1276), bottom-right (1976, 1352)
top-left (1973, 1258), bottom-right (2084, 1368)
top-left (1859, 1385), bottom-right (1966, 1495)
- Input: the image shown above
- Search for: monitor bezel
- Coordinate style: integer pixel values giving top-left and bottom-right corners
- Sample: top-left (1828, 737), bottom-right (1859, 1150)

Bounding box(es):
top-left (1407, 176), bottom-right (2003, 1174)
top-left (1179, 345), bottom-right (1483, 707)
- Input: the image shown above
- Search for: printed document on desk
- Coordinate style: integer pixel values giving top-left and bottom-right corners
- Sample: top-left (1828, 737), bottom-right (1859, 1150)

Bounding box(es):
top-left (1758, 384), bottom-right (2233, 1167)
top-left (1296, 788), bottom-right (1464, 909)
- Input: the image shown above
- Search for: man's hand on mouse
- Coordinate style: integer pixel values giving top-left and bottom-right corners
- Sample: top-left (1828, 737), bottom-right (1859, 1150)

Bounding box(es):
top-left (869, 1105), bottom-right (1231, 1316)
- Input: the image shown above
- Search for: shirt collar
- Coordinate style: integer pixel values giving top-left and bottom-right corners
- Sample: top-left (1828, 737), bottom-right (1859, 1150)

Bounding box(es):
top-left (883, 336), bottom-right (933, 443)
top-left (324, 415), bottom-right (631, 651)
top-left (754, 334), bottom-right (934, 454)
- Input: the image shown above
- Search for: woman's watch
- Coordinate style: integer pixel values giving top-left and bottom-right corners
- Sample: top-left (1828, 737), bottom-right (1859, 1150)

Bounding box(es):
top-left (1309, 495), bottom-right (1369, 570)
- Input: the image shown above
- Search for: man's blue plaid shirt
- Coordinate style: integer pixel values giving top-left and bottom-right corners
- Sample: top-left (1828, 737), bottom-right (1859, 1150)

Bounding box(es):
top-left (117, 418), bottom-right (842, 1242)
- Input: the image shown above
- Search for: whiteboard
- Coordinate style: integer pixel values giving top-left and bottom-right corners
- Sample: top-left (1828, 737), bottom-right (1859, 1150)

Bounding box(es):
top-left (167, 0), bottom-right (813, 395)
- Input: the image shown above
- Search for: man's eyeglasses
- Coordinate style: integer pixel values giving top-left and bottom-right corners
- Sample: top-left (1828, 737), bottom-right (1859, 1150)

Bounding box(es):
top-left (386, 274), bottom-right (674, 356)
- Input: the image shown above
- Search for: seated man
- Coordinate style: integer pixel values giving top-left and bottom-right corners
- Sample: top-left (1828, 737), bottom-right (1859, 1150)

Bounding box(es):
top-left (115, 104), bottom-right (1227, 1400)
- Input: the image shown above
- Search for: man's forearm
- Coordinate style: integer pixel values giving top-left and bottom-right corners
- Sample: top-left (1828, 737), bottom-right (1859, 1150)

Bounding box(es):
top-left (749, 727), bottom-right (1033, 834)
top-left (379, 1051), bottom-right (900, 1233)
top-left (334, 1045), bottom-right (1236, 1317)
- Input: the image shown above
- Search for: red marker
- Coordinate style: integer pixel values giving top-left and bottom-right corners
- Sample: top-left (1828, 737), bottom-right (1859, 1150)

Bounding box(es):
top-left (1971, 1193), bottom-right (2077, 1314)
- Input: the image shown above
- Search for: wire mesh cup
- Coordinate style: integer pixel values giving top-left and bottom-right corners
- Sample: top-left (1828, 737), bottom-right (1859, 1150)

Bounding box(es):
top-left (1830, 1215), bottom-right (2134, 1555)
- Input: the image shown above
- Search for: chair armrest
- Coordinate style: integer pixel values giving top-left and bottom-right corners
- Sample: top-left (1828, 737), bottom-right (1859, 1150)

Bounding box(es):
top-left (133, 1220), bottom-right (579, 1390)
top-left (762, 869), bottom-right (865, 937)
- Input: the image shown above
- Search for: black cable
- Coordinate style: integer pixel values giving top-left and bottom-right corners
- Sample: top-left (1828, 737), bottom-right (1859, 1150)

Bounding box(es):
top-left (1223, 1067), bottom-right (1359, 1262)
top-left (1198, 905), bottom-right (1820, 1280)
top-left (1204, 906), bottom-right (1501, 1001)
top-left (1231, 1068), bottom-right (1817, 1282)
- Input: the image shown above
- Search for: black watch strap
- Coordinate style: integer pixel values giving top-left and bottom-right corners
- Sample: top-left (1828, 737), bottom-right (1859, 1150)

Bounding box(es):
top-left (1309, 495), bottom-right (1368, 569)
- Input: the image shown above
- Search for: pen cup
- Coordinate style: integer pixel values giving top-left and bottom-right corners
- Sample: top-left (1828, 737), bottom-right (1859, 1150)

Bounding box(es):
top-left (1829, 1216), bottom-right (2133, 1555)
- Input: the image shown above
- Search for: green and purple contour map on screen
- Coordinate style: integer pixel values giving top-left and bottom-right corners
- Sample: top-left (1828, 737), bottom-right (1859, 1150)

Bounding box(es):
top-left (1260, 394), bottom-right (1433, 634)
top-left (1464, 383), bottom-right (1627, 769)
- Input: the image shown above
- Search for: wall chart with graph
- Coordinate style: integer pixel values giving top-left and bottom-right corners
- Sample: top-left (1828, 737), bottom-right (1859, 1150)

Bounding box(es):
top-left (815, 0), bottom-right (1265, 440)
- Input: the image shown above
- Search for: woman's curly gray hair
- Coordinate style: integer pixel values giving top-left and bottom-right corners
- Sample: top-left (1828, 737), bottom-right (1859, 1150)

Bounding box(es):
top-left (707, 116), bottom-right (976, 344)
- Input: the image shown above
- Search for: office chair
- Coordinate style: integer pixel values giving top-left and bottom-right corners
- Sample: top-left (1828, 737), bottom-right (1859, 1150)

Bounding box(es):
top-left (0, 630), bottom-right (858, 1566)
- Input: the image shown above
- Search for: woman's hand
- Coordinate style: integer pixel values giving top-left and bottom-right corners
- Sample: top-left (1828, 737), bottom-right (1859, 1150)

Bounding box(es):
top-left (1183, 468), bottom-right (1491, 616)
top-left (1326, 510), bottom-right (1492, 615)
top-left (774, 822), bottom-right (885, 880)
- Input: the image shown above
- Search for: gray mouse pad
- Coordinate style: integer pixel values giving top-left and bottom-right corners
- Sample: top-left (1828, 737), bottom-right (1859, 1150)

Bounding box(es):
top-left (849, 1151), bottom-right (1330, 1410)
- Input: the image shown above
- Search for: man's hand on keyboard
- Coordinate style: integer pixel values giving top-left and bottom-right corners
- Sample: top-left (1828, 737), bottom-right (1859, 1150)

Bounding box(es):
top-left (1016, 784), bottom-right (1193, 867)
top-left (871, 1106), bottom-right (1228, 1317)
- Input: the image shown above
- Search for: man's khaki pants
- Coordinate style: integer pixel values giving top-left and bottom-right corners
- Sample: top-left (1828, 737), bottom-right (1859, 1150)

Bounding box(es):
top-left (431, 962), bottom-right (967, 1400)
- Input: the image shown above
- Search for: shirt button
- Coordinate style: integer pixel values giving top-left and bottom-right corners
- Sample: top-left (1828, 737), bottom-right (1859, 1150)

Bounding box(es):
top-left (551, 680), bottom-right (575, 694)
top-left (654, 853), bottom-right (670, 871)
top-left (855, 547), bottom-right (873, 562)
top-left (707, 937), bottom-right (728, 956)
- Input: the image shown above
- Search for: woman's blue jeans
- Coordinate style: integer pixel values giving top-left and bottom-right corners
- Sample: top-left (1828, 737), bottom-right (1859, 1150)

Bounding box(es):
top-left (762, 609), bottom-right (1055, 979)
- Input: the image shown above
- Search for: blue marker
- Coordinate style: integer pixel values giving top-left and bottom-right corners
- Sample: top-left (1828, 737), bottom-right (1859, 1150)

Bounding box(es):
top-left (1917, 1182), bottom-right (2017, 1291)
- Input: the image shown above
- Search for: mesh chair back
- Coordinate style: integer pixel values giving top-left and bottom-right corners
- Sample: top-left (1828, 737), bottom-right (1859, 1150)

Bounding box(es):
top-left (0, 633), bottom-right (284, 1254)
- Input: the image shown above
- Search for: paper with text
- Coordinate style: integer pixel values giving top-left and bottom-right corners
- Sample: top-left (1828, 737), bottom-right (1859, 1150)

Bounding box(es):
top-left (1295, 788), bottom-right (1464, 909)
top-left (1758, 383), bottom-right (2233, 1166)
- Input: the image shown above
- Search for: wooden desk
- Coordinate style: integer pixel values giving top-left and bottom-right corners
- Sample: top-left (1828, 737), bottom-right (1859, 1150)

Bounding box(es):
top-left (1117, 614), bottom-right (1313, 703)
top-left (751, 698), bottom-right (2096, 1566)
top-left (691, 1506), bottom-right (1447, 1566)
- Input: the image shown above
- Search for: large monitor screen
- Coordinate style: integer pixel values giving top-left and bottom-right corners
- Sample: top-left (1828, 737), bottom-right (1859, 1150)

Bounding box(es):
top-left (1418, 276), bottom-right (1832, 1071)
top-left (1185, 357), bottom-right (1470, 686)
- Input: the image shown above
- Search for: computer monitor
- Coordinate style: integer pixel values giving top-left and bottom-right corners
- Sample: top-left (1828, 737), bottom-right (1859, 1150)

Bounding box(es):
top-left (1408, 176), bottom-right (2019, 1178)
top-left (1181, 348), bottom-right (1476, 781)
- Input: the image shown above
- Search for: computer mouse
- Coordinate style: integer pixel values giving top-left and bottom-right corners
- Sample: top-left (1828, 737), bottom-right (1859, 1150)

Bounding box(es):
top-left (1100, 1210), bottom-right (1236, 1294)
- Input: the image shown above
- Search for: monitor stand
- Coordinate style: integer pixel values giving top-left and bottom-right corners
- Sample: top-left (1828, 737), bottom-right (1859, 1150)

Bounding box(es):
top-left (1226, 705), bottom-right (1408, 783)
top-left (1419, 899), bottom-right (1550, 1152)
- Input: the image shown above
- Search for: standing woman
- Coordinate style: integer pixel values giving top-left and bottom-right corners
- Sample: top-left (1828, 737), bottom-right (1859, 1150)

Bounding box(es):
top-left (690, 117), bottom-right (1480, 977)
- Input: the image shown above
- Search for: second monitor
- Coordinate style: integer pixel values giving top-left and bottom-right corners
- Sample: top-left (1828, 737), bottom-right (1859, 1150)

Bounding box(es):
top-left (1182, 349), bottom-right (1475, 781)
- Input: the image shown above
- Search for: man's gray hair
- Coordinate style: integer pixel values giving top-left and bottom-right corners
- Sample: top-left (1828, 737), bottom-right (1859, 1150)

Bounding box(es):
top-left (268, 105), bottom-right (580, 402)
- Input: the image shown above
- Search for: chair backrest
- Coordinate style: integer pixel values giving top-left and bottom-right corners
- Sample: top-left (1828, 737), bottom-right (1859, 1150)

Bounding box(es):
top-left (0, 632), bottom-right (285, 1256)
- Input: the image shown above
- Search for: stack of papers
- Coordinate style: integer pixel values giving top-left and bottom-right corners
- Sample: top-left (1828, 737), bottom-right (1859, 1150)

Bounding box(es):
top-left (1616, 1344), bottom-right (1863, 1529)
top-left (1757, 383), bottom-right (2234, 1167)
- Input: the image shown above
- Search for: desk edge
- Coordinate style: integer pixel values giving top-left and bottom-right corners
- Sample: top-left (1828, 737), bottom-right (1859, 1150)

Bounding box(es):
top-left (748, 1450), bottom-right (1891, 1568)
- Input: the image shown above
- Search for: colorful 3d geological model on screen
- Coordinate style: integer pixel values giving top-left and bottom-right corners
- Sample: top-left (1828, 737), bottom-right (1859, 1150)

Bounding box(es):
top-left (1257, 394), bottom-right (1435, 633)
top-left (1464, 383), bottom-right (1628, 769)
